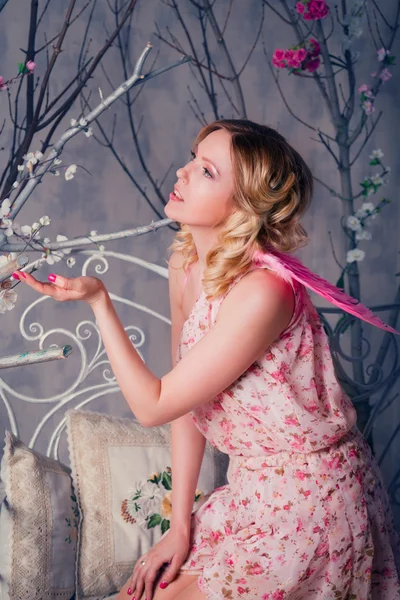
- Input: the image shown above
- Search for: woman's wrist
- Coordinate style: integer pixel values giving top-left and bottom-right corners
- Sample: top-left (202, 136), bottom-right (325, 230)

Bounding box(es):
top-left (169, 519), bottom-right (192, 539)
top-left (87, 282), bottom-right (110, 311)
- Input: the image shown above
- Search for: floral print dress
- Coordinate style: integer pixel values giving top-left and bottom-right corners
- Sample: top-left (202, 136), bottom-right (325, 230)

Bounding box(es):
top-left (177, 263), bottom-right (400, 600)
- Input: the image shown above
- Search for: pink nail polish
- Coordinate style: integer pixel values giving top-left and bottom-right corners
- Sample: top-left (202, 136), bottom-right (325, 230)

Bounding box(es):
top-left (127, 589), bottom-right (132, 595)
top-left (20, 272), bottom-right (27, 279)
top-left (12, 272), bottom-right (20, 280)
top-left (160, 581), bottom-right (169, 589)
top-left (48, 274), bottom-right (56, 282)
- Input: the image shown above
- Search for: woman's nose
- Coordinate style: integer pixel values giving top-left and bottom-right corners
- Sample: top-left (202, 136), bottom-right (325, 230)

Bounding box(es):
top-left (176, 166), bottom-right (188, 183)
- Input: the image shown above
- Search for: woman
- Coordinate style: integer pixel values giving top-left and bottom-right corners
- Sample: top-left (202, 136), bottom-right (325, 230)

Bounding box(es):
top-left (15, 120), bottom-right (400, 600)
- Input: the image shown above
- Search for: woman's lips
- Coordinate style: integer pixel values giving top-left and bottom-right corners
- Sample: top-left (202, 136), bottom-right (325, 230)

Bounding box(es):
top-left (170, 189), bottom-right (184, 202)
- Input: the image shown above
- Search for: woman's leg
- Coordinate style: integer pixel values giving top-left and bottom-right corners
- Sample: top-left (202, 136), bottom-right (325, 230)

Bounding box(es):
top-left (116, 572), bottom-right (198, 600)
top-left (175, 580), bottom-right (208, 599)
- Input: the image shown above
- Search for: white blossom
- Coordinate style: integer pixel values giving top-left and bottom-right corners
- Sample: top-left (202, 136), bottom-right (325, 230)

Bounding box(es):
top-left (44, 251), bottom-right (63, 265)
top-left (54, 158), bottom-right (62, 166)
top-left (2, 218), bottom-right (14, 237)
top-left (70, 118), bottom-right (77, 127)
top-left (40, 215), bottom-right (51, 226)
top-left (12, 181), bottom-right (19, 189)
top-left (35, 151), bottom-right (43, 160)
top-left (370, 174), bottom-right (384, 186)
top-left (361, 202), bottom-right (375, 213)
top-left (79, 118), bottom-right (88, 127)
top-left (43, 237), bottom-right (50, 244)
top-left (98, 244), bottom-right (105, 252)
top-left (369, 149), bottom-right (383, 160)
top-left (356, 230), bottom-right (372, 241)
top-left (65, 164), bottom-right (77, 181)
top-left (355, 208), bottom-right (367, 219)
top-left (0, 198), bottom-right (11, 218)
top-left (127, 481), bottom-right (162, 523)
top-left (23, 152), bottom-right (38, 169)
top-left (84, 127), bottom-right (93, 138)
top-left (90, 230), bottom-right (98, 236)
top-left (56, 234), bottom-right (72, 254)
top-left (20, 225), bottom-right (32, 237)
top-left (67, 257), bottom-right (76, 268)
top-left (0, 288), bottom-right (17, 314)
top-left (17, 164), bottom-right (25, 172)
top-left (347, 215), bottom-right (362, 231)
top-left (52, 170), bottom-right (60, 177)
top-left (347, 248), bottom-right (366, 263)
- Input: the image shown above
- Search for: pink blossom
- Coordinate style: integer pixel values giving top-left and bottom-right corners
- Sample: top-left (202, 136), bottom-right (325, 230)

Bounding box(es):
top-left (309, 38), bottom-right (321, 56)
top-left (272, 591), bottom-right (285, 600)
top-left (316, 541), bottom-right (329, 556)
top-left (272, 58), bottom-right (286, 69)
top-left (362, 100), bottom-right (375, 115)
top-left (247, 563), bottom-right (264, 575)
top-left (295, 2), bottom-right (305, 14)
top-left (273, 49), bottom-right (286, 61)
top-left (358, 83), bottom-right (369, 93)
top-left (304, 57), bottom-right (320, 73)
top-left (26, 61), bottom-right (36, 72)
top-left (285, 49), bottom-right (295, 61)
top-left (377, 48), bottom-right (389, 62)
top-left (295, 470), bottom-right (307, 480)
top-left (296, 48), bottom-right (307, 62)
top-left (284, 415), bottom-right (299, 426)
top-left (380, 68), bottom-right (392, 82)
top-left (0, 76), bottom-right (7, 91)
top-left (287, 58), bottom-right (302, 69)
top-left (210, 530), bottom-right (222, 543)
top-left (300, 0), bottom-right (329, 20)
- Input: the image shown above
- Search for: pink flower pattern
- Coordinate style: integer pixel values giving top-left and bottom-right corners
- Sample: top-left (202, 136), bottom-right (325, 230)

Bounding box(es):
top-left (178, 262), bottom-right (400, 598)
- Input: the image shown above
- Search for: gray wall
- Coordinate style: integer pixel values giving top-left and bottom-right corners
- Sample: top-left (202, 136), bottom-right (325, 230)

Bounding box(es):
top-left (1, 0), bottom-right (399, 516)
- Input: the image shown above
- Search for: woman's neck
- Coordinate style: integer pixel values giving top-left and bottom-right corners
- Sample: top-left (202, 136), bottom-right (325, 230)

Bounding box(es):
top-left (188, 225), bottom-right (222, 271)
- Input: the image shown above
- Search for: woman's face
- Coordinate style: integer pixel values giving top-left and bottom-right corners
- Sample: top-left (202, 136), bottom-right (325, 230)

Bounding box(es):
top-left (165, 128), bottom-right (236, 227)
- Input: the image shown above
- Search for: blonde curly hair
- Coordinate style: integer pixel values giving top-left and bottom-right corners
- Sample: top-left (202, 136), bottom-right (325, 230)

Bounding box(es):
top-left (169, 119), bottom-right (314, 299)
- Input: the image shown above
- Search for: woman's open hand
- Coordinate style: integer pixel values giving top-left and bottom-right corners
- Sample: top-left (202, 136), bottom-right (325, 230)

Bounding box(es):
top-left (12, 270), bottom-right (106, 306)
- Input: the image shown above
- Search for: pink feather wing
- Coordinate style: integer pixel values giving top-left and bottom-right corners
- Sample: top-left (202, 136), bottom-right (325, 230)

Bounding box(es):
top-left (253, 249), bottom-right (400, 336)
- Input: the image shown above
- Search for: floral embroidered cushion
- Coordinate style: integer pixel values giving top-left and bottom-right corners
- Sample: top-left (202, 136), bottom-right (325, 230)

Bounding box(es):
top-left (0, 431), bottom-right (78, 600)
top-left (66, 409), bottom-right (228, 600)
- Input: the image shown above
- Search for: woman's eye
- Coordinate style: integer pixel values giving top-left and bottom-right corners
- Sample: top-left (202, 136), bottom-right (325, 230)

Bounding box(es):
top-left (202, 167), bottom-right (212, 178)
top-left (189, 151), bottom-right (196, 161)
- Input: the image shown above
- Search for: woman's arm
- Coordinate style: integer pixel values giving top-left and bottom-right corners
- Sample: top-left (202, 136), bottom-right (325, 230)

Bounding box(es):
top-left (19, 259), bottom-right (294, 427)
top-left (168, 251), bottom-right (206, 538)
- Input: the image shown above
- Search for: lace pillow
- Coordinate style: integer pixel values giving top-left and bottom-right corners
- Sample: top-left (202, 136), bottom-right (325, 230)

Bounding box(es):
top-left (0, 431), bottom-right (78, 600)
top-left (66, 409), bottom-right (228, 600)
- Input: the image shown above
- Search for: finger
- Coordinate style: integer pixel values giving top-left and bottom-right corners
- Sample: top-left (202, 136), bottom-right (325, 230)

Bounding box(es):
top-left (12, 271), bottom-right (59, 298)
top-left (157, 555), bottom-right (182, 590)
top-left (144, 571), bottom-right (157, 600)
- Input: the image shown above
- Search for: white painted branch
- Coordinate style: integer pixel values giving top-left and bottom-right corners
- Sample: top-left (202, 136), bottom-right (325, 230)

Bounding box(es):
top-left (0, 344), bottom-right (72, 369)
top-left (0, 254), bottom-right (28, 282)
top-left (0, 46), bottom-right (190, 230)
top-left (1, 217), bottom-right (174, 253)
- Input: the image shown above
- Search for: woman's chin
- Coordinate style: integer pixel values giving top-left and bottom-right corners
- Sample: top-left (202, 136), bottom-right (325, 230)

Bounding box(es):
top-left (164, 202), bottom-right (184, 223)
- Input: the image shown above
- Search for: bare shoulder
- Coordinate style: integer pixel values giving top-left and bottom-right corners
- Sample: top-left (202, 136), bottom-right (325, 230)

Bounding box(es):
top-left (218, 267), bottom-right (295, 328)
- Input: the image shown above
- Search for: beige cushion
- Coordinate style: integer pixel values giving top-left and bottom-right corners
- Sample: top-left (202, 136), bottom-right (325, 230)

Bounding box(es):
top-left (66, 409), bottom-right (228, 600)
top-left (0, 431), bottom-right (77, 600)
